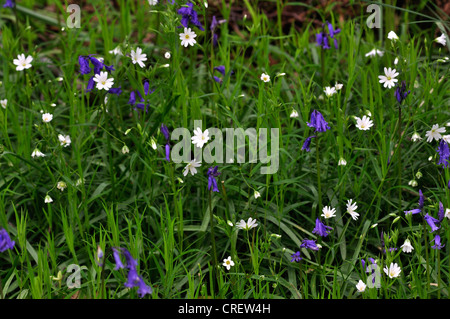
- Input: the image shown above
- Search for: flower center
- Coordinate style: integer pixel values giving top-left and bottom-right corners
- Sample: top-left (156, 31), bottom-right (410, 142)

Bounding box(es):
top-left (387, 76), bottom-right (391, 80)
top-left (185, 35), bottom-right (190, 39)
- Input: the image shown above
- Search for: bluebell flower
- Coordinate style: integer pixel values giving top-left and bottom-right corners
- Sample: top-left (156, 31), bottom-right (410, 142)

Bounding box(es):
top-left (424, 213), bottom-right (440, 232)
top-left (213, 76), bottom-right (222, 84)
top-left (207, 166), bottom-right (220, 192)
top-left (431, 234), bottom-right (445, 250)
top-left (438, 202), bottom-right (445, 222)
top-left (78, 56), bottom-right (91, 75)
top-left (129, 80), bottom-right (154, 113)
top-left (161, 124), bottom-right (171, 162)
top-left (79, 54), bottom-right (120, 94)
top-left (214, 65), bottom-right (226, 76)
top-left (136, 275), bottom-right (153, 298)
top-left (0, 228), bottom-right (15, 252)
top-left (177, 2), bottom-right (204, 31)
top-left (112, 247), bottom-right (125, 270)
top-left (404, 189), bottom-right (424, 215)
top-left (3, 0), bottom-right (14, 8)
top-left (301, 135), bottom-right (316, 152)
top-left (395, 81), bottom-right (410, 104)
top-left (312, 218), bottom-right (333, 237)
top-left (307, 110), bottom-right (330, 133)
top-left (437, 139), bottom-right (450, 168)
top-left (316, 21), bottom-right (340, 50)
top-left (300, 239), bottom-right (319, 251)
top-left (290, 251), bottom-right (302, 262)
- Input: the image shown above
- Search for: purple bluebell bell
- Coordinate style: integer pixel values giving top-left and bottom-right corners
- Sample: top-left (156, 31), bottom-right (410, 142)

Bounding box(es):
top-left (129, 80), bottom-right (154, 113)
top-left (177, 2), bottom-right (204, 31)
top-left (437, 139), bottom-right (450, 168)
top-left (424, 213), bottom-right (440, 232)
top-left (431, 234), bottom-right (445, 250)
top-left (210, 16), bottom-right (226, 47)
top-left (316, 21), bottom-right (340, 50)
top-left (290, 251), bottom-right (302, 262)
top-left (307, 110), bottom-right (330, 133)
top-left (78, 56), bottom-right (92, 75)
top-left (418, 189), bottom-right (424, 210)
top-left (300, 239), bottom-right (319, 251)
top-left (438, 202), bottom-right (445, 222)
top-left (312, 218), bottom-right (333, 237)
top-left (404, 189), bottom-right (424, 215)
top-left (79, 54), bottom-right (120, 94)
top-left (395, 81), bottom-right (410, 104)
top-left (214, 65), bottom-right (226, 76)
top-left (113, 247), bottom-right (152, 298)
top-left (301, 135), bottom-right (316, 152)
top-left (161, 124), bottom-right (171, 162)
top-left (207, 166), bottom-right (221, 192)
top-left (380, 231), bottom-right (397, 254)
top-left (213, 76), bottom-right (222, 84)
top-left (0, 228), bottom-right (15, 252)
top-left (3, 0), bottom-right (14, 8)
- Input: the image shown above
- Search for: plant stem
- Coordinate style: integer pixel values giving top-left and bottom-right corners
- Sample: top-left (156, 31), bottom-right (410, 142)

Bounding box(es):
top-left (208, 191), bottom-right (218, 294)
top-left (397, 105), bottom-right (402, 211)
top-left (316, 136), bottom-right (322, 220)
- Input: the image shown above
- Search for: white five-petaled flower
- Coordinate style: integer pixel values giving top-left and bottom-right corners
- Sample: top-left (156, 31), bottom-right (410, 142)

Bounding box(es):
top-left (378, 67), bottom-right (399, 89)
top-left (57, 181), bottom-right (67, 192)
top-left (356, 280), bottom-right (366, 292)
top-left (58, 134), bottom-right (71, 147)
top-left (191, 127), bottom-right (210, 148)
top-left (183, 159), bottom-right (201, 176)
top-left (346, 199), bottom-right (359, 220)
top-left (365, 48), bottom-right (384, 58)
top-left (260, 73), bottom-right (270, 82)
top-left (338, 158), bottom-right (347, 166)
top-left (130, 47), bottom-right (147, 68)
top-left (383, 262), bottom-right (401, 278)
top-left (180, 27), bottom-right (197, 47)
top-left (321, 206), bottom-right (336, 219)
top-left (236, 217), bottom-right (258, 230)
top-left (425, 124), bottom-right (445, 142)
top-left (44, 195), bottom-right (53, 203)
top-left (324, 86), bottom-right (337, 97)
top-left (290, 109), bottom-right (299, 118)
top-left (387, 31), bottom-right (399, 41)
top-left (411, 132), bottom-right (422, 142)
top-left (13, 53), bottom-right (33, 71)
top-left (42, 113), bottom-right (53, 123)
top-left (334, 82), bottom-right (343, 90)
top-left (435, 34), bottom-right (446, 46)
top-left (222, 256), bottom-right (235, 270)
top-left (0, 99), bottom-right (7, 109)
top-left (400, 239), bottom-right (414, 253)
top-left (93, 71), bottom-right (114, 91)
top-left (31, 148), bottom-right (45, 158)
top-left (355, 115), bottom-right (374, 131)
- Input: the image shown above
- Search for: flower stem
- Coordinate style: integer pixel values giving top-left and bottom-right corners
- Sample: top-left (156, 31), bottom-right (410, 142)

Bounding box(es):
top-left (397, 105), bottom-right (402, 211)
top-left (208, 190), bottom-right (218, 294)
top-left (316, 136), bottom-right (322, 219)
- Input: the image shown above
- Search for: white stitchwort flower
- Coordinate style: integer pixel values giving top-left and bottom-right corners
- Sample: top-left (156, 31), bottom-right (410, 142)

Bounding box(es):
top-left (334, 82), bottom-right (343, 90)
top-left (355, 115), bottom-right (374, 131)
top-left (58, 134), bottom-right (71, 147)
top-left (442, 135), bottom-right (450, 144)
top-left (321, 206), bottom-right (336, 219)
top-left (378, 67), bottom-right (399, 89)
top-left (236, 217), bottom-right (258, 230)
top-left (121, 145), bottom-right (130, 154)
top-left (31, 148), bottom-right (45, 158)
top-left (0, 99), bottom-right (7, 109)
top-left (324, 86), bottom-right (337, 97)
top-left (130, 47), bottom-right (147, 68)
top-left (254, 190), bottom-right (261, 199)
top-left (383, 262), bottom-right (401, 278)
top-left (411, 132), bottom-right (422, 142)
top-left (260, 73), bottom-right (270, 82)
top-left (57, 181), bottom-right (67, 192)
top-left (183, 159), bottom-right (201, 176)
top-left (164, 52), bottom-right (171, 59)
top-left (290, 109), bottom-right (299, 118)
top-left (223, 256), bottom-right (235, 270)
top-left (346, 199), bottom-right (359, 220)
top-left (93, 71), bottom-right (114, 91)
top-left (148, 0), bottom-right (158, 5)
top-left (408, 180), bottom-right (418, 187)
top-left (387, 31), bottom-right (399, 41)
top-left (435, 34), bottom-right (446, 46)
top-left (365, 48), bottom-right (384, 58)
top-left (13, 53), bottom-right (33, 71)
top-left (394, 57), bottom-right (399, 65)
top-left (180, 27), bottom-right (197, 47)
top-left (338, 158), bottom-right (347, 166)
top-left (109, 46), bottom-right (123, 56)
top-left (356, 280), bottom-right (366, 292)
top-left (191, 127), bottom-right (210, 148)
top-left (42, 113), bottom-right (53, 123)
top-left (400, 239), bottom-right (414, 253)
top-left (44, 195), bottom-right (53, 203)
top-left (445, 208), bottom-right (450, 220)
top-left (425, 124), bottom-right (445, 142)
